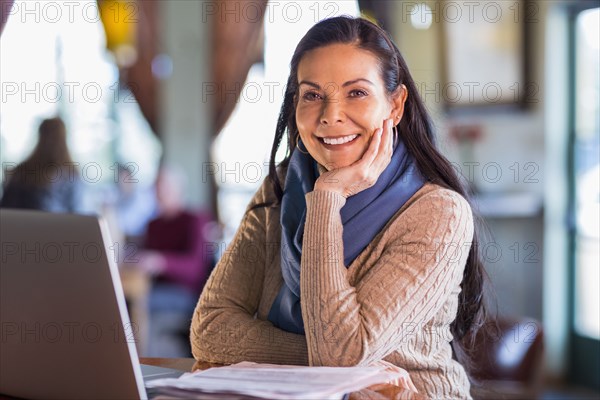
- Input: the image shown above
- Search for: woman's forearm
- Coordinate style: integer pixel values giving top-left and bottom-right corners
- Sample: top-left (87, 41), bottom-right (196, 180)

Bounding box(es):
top-left (191, 305), bottom-right (308, 365)
top-left (191, 178), bottom-right (309, 365)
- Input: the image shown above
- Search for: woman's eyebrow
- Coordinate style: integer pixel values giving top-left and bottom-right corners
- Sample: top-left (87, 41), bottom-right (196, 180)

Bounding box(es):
top-left (298, 78), bottom-right (375, 89)
top-left (342, 78), bottom-right (375, 87)
top-left (298, 80), bottom-right (321, 89)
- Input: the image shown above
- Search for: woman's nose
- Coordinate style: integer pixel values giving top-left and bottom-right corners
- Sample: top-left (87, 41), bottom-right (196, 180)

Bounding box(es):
top-left (319, 99), bottom-right (345, 125)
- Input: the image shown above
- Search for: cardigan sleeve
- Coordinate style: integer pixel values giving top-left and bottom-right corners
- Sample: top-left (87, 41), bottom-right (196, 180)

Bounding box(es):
top-left (190, 178), bottom-right (308, 365)
top-left (300, 188), bottom-right (474, 367)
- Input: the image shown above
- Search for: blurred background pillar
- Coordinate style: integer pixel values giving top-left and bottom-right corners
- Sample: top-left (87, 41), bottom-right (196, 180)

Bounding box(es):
top-left (159, 0), bottom-right (213, 211)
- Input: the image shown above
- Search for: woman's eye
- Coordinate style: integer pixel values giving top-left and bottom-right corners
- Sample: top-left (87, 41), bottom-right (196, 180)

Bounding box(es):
top-left (349, 89), bottom-right (368, 97)
top-left (302, 91), bottom-right (322, 101)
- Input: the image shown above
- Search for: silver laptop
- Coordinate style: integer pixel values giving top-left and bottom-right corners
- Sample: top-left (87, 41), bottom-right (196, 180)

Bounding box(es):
top-left (0, 209), bottom-right (184, 400)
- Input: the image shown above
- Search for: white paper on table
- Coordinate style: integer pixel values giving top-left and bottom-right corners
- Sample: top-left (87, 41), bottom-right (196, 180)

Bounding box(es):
top-left (146, 361), bottom-right (413, 400)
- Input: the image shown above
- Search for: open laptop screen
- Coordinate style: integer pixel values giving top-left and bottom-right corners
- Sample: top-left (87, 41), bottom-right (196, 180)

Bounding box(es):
top-left (0, 209), bottom-right (147, 399)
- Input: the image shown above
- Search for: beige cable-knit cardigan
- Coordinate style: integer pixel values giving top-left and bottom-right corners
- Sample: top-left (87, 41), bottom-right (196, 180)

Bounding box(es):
top-left (191, 164), bottom-right (474, 399)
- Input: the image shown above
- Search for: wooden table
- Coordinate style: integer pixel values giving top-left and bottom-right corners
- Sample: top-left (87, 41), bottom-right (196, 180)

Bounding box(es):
top-left (142, 358), bottom-right (424, 400)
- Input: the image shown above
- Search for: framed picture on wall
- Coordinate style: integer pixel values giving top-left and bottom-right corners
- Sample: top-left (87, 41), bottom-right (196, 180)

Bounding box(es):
top-left (440, 0), bottom-right (535, 110)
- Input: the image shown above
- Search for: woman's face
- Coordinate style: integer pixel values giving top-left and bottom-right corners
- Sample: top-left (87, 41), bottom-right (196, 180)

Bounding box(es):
top-left (295, 43), bottom-right (406, 170)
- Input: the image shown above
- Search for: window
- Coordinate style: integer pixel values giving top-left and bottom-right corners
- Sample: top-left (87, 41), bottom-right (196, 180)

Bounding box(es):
top-left (573, 7), bottom-right (600, 340)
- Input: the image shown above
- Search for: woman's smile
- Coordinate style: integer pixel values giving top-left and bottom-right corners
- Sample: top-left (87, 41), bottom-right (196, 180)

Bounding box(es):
top-left (317, 133), bottom-right (360, 147)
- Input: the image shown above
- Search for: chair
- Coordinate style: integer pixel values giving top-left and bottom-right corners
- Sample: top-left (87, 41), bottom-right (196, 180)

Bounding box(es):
top-left (468, 316), bottom-right (545, 399)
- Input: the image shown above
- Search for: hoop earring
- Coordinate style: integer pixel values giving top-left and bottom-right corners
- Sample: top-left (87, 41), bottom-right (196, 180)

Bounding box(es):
top-left (295, 135), bottom-right (309, 155)
top-left (392, 125), bottom-right (399, 148)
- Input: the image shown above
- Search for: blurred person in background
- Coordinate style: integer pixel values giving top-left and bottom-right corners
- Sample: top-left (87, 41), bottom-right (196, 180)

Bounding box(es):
top-left (132, 164), bottom-right (218, 357)
top-left (111, 163), bottom-right (158, 242)
top-left (0, 117), bottom-right (84, 213)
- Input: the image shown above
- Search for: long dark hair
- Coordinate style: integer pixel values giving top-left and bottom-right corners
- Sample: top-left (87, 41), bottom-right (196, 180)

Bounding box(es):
top-left (255, 16), bottom-right (490, 373)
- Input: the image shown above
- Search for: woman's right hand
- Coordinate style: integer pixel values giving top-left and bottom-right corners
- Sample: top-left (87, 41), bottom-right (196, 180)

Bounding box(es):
top-left (369, 359), bottom-right (419, 393)
top-left (313, 118), bottom-right (396, 198)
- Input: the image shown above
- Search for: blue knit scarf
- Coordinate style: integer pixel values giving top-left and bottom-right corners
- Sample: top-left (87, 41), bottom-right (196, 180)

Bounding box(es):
top-left (267, 135), bottom-right (426, 334)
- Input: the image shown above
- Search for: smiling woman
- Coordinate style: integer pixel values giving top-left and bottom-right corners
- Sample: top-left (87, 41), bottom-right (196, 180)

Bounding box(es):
top-left (191, 16), bottom-right (489, 400)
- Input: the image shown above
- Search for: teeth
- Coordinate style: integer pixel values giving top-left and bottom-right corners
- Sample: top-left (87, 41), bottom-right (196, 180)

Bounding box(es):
top-left (322, 134), bottom-right (358, 145)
